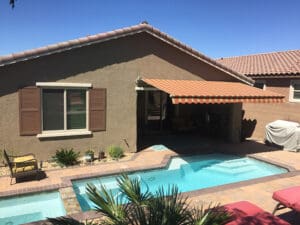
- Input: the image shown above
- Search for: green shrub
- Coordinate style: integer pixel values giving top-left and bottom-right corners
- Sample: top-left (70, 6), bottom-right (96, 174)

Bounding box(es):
top-left (52, 148), bottom-right (80, 167)
top-left (85, 148), bottom-right (95, 162)
top-left (107, 145), bottom-right (123, 159)
top-left (85, 149), bottom-right (94, 155)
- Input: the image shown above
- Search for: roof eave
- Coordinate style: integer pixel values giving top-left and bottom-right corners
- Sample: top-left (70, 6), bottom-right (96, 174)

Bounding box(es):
top-left (0, 23), bottom-right (253, 85)
top-left (0, 29), bottom-right (148, 67)
top-left (248, 73), bottom-right (300, 79)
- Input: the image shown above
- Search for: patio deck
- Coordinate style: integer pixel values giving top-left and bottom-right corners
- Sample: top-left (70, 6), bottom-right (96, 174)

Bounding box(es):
top-left (0, 140), bottom-right (300, 224)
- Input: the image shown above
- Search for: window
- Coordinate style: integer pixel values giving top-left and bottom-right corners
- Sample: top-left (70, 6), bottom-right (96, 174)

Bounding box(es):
top-left (254, 80), bottom-right (266, 90)
top-left (42, 89), bottom-right (87, 131)
top-left (19, 83), bottom-right (106, 137)
top-left (289, 80), bottom-right (300, 102)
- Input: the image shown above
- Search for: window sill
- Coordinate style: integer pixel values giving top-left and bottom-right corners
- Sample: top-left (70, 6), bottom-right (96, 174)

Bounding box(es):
top-left (289, 99), bottom-right (300, 103)
top-left (37, 130), bottom-right (92, 138)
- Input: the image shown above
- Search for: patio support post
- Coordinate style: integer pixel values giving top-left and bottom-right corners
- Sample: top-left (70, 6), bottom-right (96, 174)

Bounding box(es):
top-left (228, 103), bottom-right (242, 143)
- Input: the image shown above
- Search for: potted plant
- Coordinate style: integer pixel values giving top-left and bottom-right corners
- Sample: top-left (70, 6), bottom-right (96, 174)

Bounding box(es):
top-left (85, 149), bottom-right (94, 162)
top-left (98, 150), bottom-right (105, 160)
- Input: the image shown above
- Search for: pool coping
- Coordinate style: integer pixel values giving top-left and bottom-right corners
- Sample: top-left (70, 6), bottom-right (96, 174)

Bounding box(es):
top-left (1, 150), bottom-right (299, 225)
top-left (0, 149), bottom-right (154, 198)
top-left (67, 152), bottom-right (298, 210)
top-left (0, 150), bottom-right (296, 198)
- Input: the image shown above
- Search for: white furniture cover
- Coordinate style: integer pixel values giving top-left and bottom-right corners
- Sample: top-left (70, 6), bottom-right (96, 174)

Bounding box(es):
top-left (265, 120), bottom-right (300, 151)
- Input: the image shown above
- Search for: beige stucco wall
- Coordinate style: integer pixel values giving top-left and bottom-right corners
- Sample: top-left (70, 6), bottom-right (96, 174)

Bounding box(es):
top-left (243, 78), bottom-right (300, 140)
top-left (264, 78), bottom-right (291, 99)
top-left (0, 32), bottom-right (241, 160)
top-left (243, 102), bottom-right (300, 140)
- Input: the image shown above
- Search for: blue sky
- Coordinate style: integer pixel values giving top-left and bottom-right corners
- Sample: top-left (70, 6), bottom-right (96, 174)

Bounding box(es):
top-left (1, 0), bottom-right (299, 58)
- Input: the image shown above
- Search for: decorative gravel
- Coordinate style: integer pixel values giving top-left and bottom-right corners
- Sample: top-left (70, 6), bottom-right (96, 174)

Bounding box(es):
top-left (0, 152), bottom-right (135, 177)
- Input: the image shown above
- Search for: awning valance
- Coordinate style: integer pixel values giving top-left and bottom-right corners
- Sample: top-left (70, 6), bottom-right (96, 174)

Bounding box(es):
top-left (140, 78), bottom-right (285, 104)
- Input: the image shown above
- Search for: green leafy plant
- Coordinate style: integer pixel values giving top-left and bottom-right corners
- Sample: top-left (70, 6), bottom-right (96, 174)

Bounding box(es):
top-left (85, 149), bottom-right (95, 162)
top-left (85, 149), bottom-right (94, 155)
top-left (107, 145), bottom-right (124, 160)
top-left (52, 148), bottom-right (80, 167)
top-left (49, 174), bottom-right (232, 225)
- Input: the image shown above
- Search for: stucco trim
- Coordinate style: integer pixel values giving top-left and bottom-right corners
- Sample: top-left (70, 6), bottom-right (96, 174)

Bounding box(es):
top-left (135, 86), bottom-right (159, 91)
top-left (36, 130), bottom-right (92, 138)
top-left (36, 82), bottom-right (92, 88)
top-left (289, 79), bottom-right (300, 103)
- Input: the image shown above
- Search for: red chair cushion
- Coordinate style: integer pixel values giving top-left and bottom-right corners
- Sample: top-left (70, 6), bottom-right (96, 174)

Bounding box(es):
top-left (272, 186), bottom-right (300, 212)
top-left (224, 201), bottom-right (290, 225)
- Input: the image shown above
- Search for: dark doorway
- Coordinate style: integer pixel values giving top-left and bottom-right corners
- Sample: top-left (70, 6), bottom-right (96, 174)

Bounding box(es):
top-left (137, 91), bottom-right (232, 150)
top-left (137, 91), bottom-right (172, 136)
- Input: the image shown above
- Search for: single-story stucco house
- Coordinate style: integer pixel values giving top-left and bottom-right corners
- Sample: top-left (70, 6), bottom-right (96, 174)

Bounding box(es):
top-left (217, 50), bottom-right (300, 139)
top-left (0, 23), bottom-right (284, 160)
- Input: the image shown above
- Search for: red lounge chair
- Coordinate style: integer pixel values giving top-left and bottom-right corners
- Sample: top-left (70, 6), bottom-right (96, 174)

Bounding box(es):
top-left (272, 186), bottom-right (300, 214)
top-left (224, 201), bottom-right (290, 225)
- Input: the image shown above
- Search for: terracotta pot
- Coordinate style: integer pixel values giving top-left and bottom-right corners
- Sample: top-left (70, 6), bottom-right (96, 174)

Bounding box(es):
top-left (99, 151), bottom-right (105, 160)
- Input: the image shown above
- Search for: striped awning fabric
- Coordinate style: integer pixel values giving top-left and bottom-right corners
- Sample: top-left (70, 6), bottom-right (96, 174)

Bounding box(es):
top-left (141, 78), bottom-right (285, 104)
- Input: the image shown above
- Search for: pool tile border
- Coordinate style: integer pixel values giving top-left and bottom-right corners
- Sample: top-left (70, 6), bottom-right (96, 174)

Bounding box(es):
top-left (60, 151), bottom-right (176, 187)
top-left (248, 154), bottom-right (296, 172)
top-left (0, 183), bottom-right (63, 198)
top-left (0, 150), bottom-right (296, 198)
top-left (183, 170), bottom-right (300, 198)
top-left (9, 149), bottom-right (299, 225)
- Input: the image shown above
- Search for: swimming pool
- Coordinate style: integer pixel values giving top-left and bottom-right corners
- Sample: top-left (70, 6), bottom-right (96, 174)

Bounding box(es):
top-left (72, 153), bottom-right (287, 211)
top-left (0, 191), bottom-right (66, 225)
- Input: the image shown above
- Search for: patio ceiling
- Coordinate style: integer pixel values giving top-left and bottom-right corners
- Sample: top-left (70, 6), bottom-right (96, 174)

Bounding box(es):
top-left (141, 78), bottom-right (285, 104)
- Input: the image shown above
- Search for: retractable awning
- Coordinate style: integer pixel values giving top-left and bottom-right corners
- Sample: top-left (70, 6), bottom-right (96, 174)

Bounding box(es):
top-left (140, 78), bottom-right (285, 104)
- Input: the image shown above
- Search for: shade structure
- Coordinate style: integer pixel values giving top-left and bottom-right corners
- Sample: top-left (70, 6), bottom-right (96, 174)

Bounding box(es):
top-left (141, 78), bottom-right (285, 104)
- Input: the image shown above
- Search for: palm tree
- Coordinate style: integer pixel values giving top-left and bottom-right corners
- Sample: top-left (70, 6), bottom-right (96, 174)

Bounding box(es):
top-left (48, 174), bottom-right (231, 225)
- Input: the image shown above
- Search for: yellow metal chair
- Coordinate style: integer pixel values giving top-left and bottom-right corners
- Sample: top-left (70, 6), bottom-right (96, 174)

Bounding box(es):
top-left (3, 149), bottom-right (40, 184)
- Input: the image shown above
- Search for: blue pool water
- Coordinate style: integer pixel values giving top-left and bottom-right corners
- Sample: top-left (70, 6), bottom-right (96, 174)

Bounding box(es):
top-left (72, 153), bottom-right (287, 211)
top-left (0, 191), bottom-right (66, 225)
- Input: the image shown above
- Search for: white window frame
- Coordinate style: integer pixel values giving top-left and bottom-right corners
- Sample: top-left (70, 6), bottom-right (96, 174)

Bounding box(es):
top-left (253, 80), bottom-right (266, 90)
top-left (36, 82), bottom-right (92, 138)
top-left (289, 80), bottom-right (300, 102)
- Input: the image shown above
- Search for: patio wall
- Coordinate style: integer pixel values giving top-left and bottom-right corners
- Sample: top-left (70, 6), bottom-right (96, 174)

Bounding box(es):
top-left (243, 78), bottom-right (300, 140)
top-left (0, 32), bottom-right (239, 160)
top-left (243, 102), bottom-right (300, 140)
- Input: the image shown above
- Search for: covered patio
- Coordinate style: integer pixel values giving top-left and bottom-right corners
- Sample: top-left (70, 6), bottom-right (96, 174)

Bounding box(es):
top-left (136, 78), bottom-right (284, 150)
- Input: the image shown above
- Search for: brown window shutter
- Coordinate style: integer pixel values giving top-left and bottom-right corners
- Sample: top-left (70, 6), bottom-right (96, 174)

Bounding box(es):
top-left (89, 88), bottom-right (106, 131)
top-left (19, 86), bottom-right (41, 135)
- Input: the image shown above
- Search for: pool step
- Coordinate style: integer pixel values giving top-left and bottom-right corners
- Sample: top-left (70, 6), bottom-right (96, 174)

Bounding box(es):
top-left (214, 158), bottom-right (255, 169)
top-left (180, 158), bottom-right (259, 177)
top-left (206, 158), bottom-right (259, 175)
top-left (180, 160), bottom-right (221, 176)
top-left (204, 164), bottom-right (257, 176)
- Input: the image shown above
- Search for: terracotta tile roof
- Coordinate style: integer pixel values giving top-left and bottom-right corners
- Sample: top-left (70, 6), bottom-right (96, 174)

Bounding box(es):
top-left (0, 23), bottom-right (253, 85)
top-left (141, 78), bottom-right (284, 104)
top-left (217, 50), bottom-right (300, 77)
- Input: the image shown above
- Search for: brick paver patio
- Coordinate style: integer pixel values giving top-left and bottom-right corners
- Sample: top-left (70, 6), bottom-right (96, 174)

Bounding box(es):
top-left (0, 141), bottom-right (300, 223)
